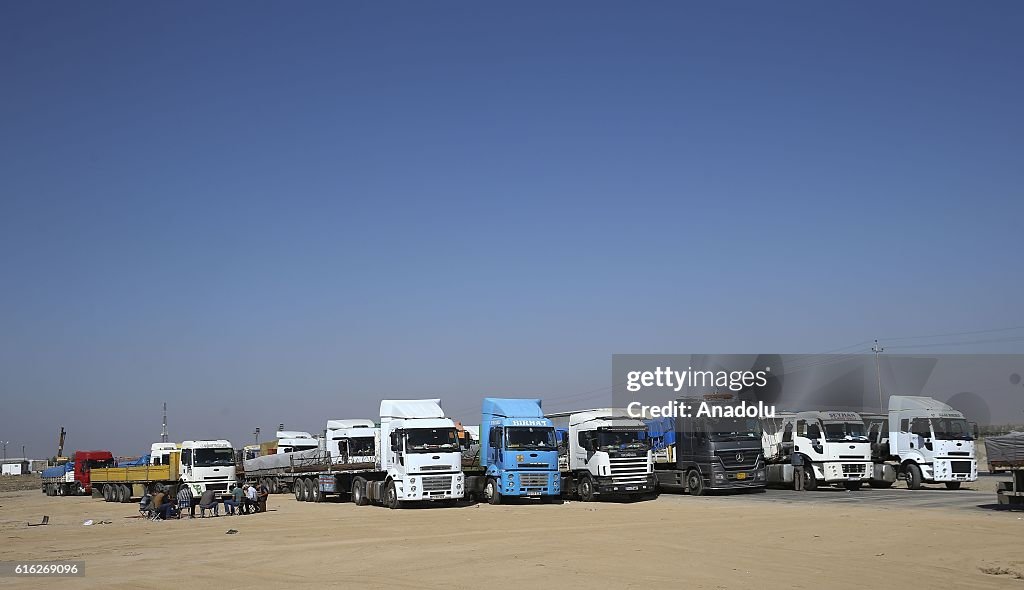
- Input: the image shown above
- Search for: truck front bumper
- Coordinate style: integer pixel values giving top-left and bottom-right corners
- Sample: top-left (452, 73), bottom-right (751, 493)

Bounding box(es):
top-left (595, 475), bottom-right (656, 495)
top-left (926, 459), bottom-right (977, 483)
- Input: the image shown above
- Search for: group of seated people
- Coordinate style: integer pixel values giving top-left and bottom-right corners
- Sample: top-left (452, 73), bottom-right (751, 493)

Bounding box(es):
top-left (142, 483), bottom-right (268, 519)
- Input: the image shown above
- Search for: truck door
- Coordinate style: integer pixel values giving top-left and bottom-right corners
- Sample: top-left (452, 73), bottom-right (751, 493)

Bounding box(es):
top-left (181, 449), bottom-right (192, 480)
top-left (487, 427), bottom-right (503, 466)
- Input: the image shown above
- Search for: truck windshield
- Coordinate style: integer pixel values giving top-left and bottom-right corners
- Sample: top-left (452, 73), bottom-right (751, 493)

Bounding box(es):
top-left (505, 427), bottom-right (556, 450)
top-left (405, 428), bottom-right (459, 453)
top-left (823, 421), bottom-right (868, 442)
top-left (706, 418), bottom-right (761, 442)
top-left (932, 418), bottom-right (973, 440)
top-left (86, 459), bottom-right (115, 469)
top-left (347, 437), bottom-right (375, 456)
top-left (596, 430), bottom-right (648, 450)
top-left (193, 448), bottom-right (235, 467)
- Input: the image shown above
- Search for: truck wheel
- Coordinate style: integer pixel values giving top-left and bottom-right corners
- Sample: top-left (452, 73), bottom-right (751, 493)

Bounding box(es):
top-left (945, 482), bottom-right (961, 490)
top-left (803, 462), bottom-right (818, 491)
top-left (484, 478), bottom-right (501, 505)
top-left (309, 480), bottom-right (322, 503)
top-left (869, 480), bottom-right (894, 489)
top-left (843, 481), bottom-right (863, 491)
top-left (385, 481), bottom-right (400, 509)
top-left (686, 470), bottom-right (705, 496)
top-left (577, 474), bottom-right (596, 502)
top-left (270, 479), bottom-right (279, 494)
top-left (294, 480), bottom-right (304, 502)
top-left (58, 484), bottom-right (66, 496)
top-left (905, 464), bottom-right (923, 490)
top-left (352, 478), bottom-right (369, 506)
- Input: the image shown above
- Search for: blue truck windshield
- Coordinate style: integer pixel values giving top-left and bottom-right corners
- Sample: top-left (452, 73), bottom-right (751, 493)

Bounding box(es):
top-left (405, 428), bottom-right (459, 453)
top-left (193, 448), bottom-right (235, 467)
top-left (505, 427), bottom-right (556, 450)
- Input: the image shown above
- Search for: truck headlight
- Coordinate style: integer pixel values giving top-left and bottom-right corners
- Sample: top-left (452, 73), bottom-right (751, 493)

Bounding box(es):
top-left (409, 477), bottom-right (416, 483)
top-left (411, 486), bottom-right (416, 491)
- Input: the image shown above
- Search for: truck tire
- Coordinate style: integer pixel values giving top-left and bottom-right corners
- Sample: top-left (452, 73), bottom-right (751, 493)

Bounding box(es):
top-left (384, 481), bottom-right (400, 509)
top-left (869, 480), bottom-right (894, 489)
top-left (945, 482), bottom-right (961, 490)
top-left (905, 464), bottom-right (923, 490)
top-left (803, 461), bottom-right (818, 491)
top-left (577, 474), bottom-right (596, 502)
top-left (307, 479), bottom-right (320, 503)
top-left (843, 481), bottom-right (863, 491)
top-left (686, 470), bottom-right (705, 496)
top-left (118, 484), bottom-right (129, 503)
top-left (57, 484), bottom-right (66, 496)
top-left (352, 478), bottom-right (369, 506)
top-left (484, 478), bottom-right (501, 505)
top-left (294, 479), bottom-right (305, 502)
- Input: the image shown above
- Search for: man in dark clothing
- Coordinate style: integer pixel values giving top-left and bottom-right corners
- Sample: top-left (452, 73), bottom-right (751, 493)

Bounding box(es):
top-left (177, 483), bottom-right (195, 518)
top-left (792, 452), bottom-right (806, 491)
top-left (198, 488), bottom-right (220, 517)
top-left (257, 483), bottom-right (269, 513)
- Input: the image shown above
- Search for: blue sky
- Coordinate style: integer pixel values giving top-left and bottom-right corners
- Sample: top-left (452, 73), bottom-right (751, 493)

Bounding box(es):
top-left (2, 2), bottom-right (1023, 455)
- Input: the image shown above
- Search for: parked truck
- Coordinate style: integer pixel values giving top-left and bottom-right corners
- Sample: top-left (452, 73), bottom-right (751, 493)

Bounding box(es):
top-left (863, 396), bottom-right (977, 489)
top-left (985, 432), bottom-right (1024, 508)
top-left (91, 440), bottom-right (236, 502)
top-left (242, 419), bottom-right (378, 499)
top-left (464, 398), bottom-right (561, 504)
top-left (762, 411), bottom-right (872, 490)
top-left (547, 408), bottom-right (656, 501)
top-left (647, 394), bottom-right (767, 495)
top-left (41, 450), bottom-right (115, 496)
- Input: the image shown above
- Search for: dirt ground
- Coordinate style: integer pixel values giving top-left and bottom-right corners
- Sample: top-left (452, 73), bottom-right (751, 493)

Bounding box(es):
top-left (2, 486), bottom-right (1023, 589)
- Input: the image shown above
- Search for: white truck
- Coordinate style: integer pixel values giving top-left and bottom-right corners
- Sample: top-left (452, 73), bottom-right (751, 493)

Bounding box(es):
top-left (352, 399), bottom-right (465, 508)
top-left (547, 409), bottom-right (656, 501)
top-left (92, 439), bottom-right (235, 502)
top-left (243, 421), bottom-right (379, 499)
top-left (863, 396), bottom-right (977, 490)
top-left (762, 411), bottom-right (872, 490)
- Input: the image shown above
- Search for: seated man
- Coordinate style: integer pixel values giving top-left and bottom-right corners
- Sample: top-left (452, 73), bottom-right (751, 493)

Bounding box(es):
top-left (245, 483), bottom-right (259, 513)
top-left (198, 488), bottom-right (220, 517)
top-left (223, 485), bottom-right (241, 516)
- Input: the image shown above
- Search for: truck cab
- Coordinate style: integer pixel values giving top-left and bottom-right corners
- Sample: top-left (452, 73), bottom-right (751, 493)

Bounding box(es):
top-left (475, 398), bottom-right (560, 504)
top-left (763, 411), bottom-right (872, 490)
top-left (649, 396), bottom-right (767, 495)
top-left (180, 440), bottom-right (236, 494)
top-left (274, 431), bottom-right (319, 454)
top-left (549, 409), bottom-right (655, 501)
top-left (886, 396), bottom-right (977, 489)
top-left (149, 442), bottom-right (178, 466)
top-left (368, 399), bottom-right (464, 507)
top-left (326, 419), bottom-right (378, 464)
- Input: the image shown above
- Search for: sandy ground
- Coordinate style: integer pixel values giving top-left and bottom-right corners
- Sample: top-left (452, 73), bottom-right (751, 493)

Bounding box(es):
top-left (2, 485), bottom-right (1023, 589)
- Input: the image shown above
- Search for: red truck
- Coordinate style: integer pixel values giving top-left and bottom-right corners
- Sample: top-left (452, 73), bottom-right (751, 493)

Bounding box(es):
top-left (41, 450), bottom-right (115, 496)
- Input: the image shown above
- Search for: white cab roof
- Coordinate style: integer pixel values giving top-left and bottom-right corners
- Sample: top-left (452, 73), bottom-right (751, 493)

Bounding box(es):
top-left (380, 399), bottom-right (445, 419)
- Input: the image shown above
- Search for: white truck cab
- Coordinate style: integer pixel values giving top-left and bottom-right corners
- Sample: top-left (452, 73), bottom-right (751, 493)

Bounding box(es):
top-left (274, 431), bottom-right (319, 454)
top-left (368, 399), bottom-right (464, 507)
top-left (548, 408), bottom-right (655, 500)
top-left (149, 442), bottom-right (178, 466)
top-left (886, 396), bottom-right (977, 489)
top-left (763, 411), bottom-right (872, 490)
top-left (180, 439), bottom-right (236, 494)
top-left (326, 419), bottom-right (378, 464)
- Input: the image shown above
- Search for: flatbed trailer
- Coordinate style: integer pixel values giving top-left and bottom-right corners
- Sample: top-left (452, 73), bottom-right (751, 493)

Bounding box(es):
top-left (242, 451), bottom-right (380, 502)
top-left (91, 463), bottom-right (178, 503)
top-left (996, 465), bottom-right (1024, 509)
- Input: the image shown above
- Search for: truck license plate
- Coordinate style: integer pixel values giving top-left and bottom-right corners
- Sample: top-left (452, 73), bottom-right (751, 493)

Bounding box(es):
top-left (736, 473), bottom-right (747, 480)
top-left (625, 486), bottom-right (638, 491)
top-left (527, 491), bottom-right (540, 496)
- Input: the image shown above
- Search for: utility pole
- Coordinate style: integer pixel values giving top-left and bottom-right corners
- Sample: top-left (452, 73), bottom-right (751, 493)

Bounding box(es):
top-left (22, 445), bottom-right (26, 459)
top-left (254, 427), bottom-right (261, 445)
top-left (872, 339), bottom-right (885, 411)
top-left (1, 441), bottom-right (8, 462)
top-left (161, 402), bottom-right (168, 443)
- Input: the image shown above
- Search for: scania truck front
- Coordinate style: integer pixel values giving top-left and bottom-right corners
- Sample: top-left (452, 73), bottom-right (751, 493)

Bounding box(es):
top-left (466, 398), bottom-right (560, 504)
top-left (548, 408), bottom-right (655, 501)
top-left (352, 399), bottom-right (464, 508)
top-left (762, 411), bottom-right (871, 490)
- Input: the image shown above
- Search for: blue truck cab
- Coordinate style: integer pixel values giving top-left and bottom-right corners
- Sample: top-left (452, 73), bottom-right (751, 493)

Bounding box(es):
top-left (475, 397), bottom-right (561, 504)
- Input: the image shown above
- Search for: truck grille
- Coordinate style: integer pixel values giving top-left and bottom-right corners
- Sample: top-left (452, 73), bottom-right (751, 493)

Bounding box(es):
top-left (422, 475), bottom-right (452, 492)
top-left (420, 465), bottom-right (452, 471)
top-left (842, 463), bottom-right (866, 476)
top-left (609, 457), bottom-right (649, 484)
top-left (951, 460), bottom-right (972, 474)
top-left (716, 450), bottom-right (759, 470)
top-left (520, 473), bottom-right (549, 487)
top-left (205, 483), bottom-right (229, 492)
